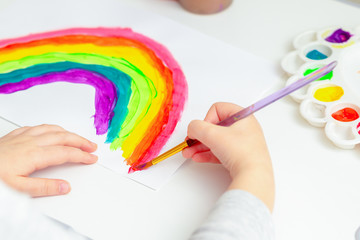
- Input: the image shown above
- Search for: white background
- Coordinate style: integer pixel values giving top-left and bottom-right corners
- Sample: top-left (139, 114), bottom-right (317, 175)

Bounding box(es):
top-left (0, 0), bottom-right (360, 240)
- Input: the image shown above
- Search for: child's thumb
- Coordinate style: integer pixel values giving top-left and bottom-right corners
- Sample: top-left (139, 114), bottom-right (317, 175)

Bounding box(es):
top-left (187, 120), bottom-right (223, 148)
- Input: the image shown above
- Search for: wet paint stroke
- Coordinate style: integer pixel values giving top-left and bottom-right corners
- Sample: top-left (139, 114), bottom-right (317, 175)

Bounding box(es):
top-left (0, 27), bottom-right (188, 171)
top-left (0, 62), bottom-right (130, 136)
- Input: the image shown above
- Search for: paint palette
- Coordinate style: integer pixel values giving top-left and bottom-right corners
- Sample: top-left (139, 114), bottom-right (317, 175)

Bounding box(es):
top-left (281, 26), bottom-right (360, 149)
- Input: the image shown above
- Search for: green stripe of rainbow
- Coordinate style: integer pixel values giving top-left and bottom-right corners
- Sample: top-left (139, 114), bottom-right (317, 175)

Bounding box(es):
top-left (0, 27), bottom-right (188, 171)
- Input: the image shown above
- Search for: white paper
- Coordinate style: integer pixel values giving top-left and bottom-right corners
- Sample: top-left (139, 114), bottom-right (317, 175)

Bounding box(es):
top-left (0, 0), bottom-right (278, 190)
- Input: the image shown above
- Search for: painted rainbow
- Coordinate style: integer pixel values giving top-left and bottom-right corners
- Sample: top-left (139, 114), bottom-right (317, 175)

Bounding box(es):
top-left (0, 27), bottom-right (188, 171)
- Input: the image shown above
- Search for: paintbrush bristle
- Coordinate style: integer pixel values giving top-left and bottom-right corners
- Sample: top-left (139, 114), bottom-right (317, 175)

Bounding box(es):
top-left (130, 140), bottom-right (189, 172)
top-left (130, 161), bottom-right (153, 172)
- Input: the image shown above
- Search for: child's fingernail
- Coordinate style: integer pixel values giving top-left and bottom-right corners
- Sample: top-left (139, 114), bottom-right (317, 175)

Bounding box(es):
top-left (59, 182), bottom-right (70, 194)
top-left (91, 142), bottom-right (97, 149)
top-left (89, 154), bottom-right (98, 162)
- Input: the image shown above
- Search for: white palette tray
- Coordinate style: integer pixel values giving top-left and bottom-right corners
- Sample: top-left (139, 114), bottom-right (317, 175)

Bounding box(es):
top-left (281, 26), bottom-right (360, 149)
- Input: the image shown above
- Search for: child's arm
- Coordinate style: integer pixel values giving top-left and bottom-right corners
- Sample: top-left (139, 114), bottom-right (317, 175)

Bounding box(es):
top-left (184, 102), bottom-right (275, 240)
top-left (182, 102), bottom-right (274, 211)
top-left (0, 124), bottom-right (98, 197)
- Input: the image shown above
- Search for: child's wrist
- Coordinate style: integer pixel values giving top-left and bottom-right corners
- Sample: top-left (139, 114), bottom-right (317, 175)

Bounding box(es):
top-left (228, 155), bottom-right (272, 179)
top-left (230, 162), bottom-right (272, 181)
top-left (228, 164), bottom-right (275, 211)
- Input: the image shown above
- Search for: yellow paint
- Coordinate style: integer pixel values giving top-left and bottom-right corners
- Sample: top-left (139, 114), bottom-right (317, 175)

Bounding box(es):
top-left (314, 86), bottom-right (344, 102)
top-left (321, 30), bottom-right (332, 39)
top-left (331, 41), bottom-right (355, 48)
top-left (1, 44), bottom-right (167, 155)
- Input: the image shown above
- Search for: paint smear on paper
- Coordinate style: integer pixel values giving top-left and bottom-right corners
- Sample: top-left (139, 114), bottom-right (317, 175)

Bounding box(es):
top-left (0, 27), bottom-right (188, 171)
top-left (331, 107), bottom-right (359, 122)
top-left (304, 67), bottom-right (333, 81)
top-left (306, 50), bottom-right (328, 60)
top-left (325, 28), bottom-right (352, 43)
top-left (314, 86), bottom-right (344, 102)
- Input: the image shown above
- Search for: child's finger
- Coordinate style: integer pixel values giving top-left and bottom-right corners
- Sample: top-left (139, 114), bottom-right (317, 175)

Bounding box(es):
top-left (5, 126), bottom-right (31, 137)
top-left (203, 102), bottom-right (243, 123)
top-left (182, 144), bottom-right (221, 164)
top-left (182, 142), bottom-right (209, 158)
top-left (23, 124), bottom-right (66, 136)
top-left (191, 150), bottom-right (221, 164)
top-left (33, 146), bottom-right (98, 170)
top-left (36, 131), bottom-right (97, 152)
top-left (12, 177), bottom-right (71, 197)
top-left (187, 120), bottom-right (226, 148)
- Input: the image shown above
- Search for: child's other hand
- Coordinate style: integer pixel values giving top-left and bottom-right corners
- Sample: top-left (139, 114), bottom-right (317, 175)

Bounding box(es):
top-left (0, 124), bottom-right (98, 197)
top-left (182, 102), bottom-right (274, 211)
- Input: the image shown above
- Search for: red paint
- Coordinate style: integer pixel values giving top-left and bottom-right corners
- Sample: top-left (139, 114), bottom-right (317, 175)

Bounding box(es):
top-left (331, 107), bottom-right (359, 122)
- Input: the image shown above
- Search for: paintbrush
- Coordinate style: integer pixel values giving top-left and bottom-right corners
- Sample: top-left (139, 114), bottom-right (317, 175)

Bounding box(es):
top-left (132, 61), bottom-right (337, 171)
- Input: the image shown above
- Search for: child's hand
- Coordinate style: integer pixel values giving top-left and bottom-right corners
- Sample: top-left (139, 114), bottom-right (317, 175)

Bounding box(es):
top-left (182, 102), bottom-right (270, 178)
top-left (182, 102), bottom-right (274, 211)
top-left (0, 124), bottom-right (98, 197)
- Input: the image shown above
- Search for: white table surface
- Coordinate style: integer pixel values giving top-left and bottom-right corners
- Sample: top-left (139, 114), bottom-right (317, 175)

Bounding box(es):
top-left (1, 0), bottom-right (360, 240)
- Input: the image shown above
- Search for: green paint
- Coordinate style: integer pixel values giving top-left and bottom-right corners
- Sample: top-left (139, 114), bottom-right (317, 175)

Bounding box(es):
top-left (304, 67), bottom-right (333, 81)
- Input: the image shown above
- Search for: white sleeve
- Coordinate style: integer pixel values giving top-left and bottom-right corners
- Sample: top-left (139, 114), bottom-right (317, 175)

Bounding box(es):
top-left (189, 190), bottom-right (275, 240)
top-left (0, 181), bottom-right (90, 240)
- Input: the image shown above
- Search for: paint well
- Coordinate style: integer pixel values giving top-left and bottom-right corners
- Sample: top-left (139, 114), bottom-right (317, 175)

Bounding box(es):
top-left (313, 86), bottom-right (344, 102)
top-left (331, 107), bottom-right (359, 122)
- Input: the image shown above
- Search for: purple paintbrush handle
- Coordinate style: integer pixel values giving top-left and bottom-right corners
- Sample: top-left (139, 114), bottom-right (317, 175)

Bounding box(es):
top-left (217, 61), bottom-right (337, 127)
